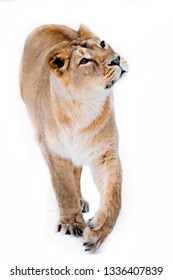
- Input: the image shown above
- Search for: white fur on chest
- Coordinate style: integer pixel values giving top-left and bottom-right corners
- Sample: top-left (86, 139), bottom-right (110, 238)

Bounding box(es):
top-left (46, 128), bottom-right (96, 166)
top-left (46, 74), bottom-right (112, 166)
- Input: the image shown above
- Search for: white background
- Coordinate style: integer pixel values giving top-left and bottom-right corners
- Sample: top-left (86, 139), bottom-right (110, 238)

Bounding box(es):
top-left (0, 0), bottom-right (173, 279)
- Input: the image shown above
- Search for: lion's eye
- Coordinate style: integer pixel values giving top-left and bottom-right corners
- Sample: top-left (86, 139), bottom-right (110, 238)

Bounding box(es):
top-left (79, 58), bottom-right (90, 65)
top-left (100, 40), bottom-right (106, 48)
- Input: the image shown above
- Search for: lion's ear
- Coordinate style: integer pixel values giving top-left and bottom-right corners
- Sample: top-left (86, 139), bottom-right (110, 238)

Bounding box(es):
top-left (46, 47), bottom-right (71, 75)
top-left (48, 54), bottom-right (66, 72)
top-left (78, 24), bottom-right (93, 39)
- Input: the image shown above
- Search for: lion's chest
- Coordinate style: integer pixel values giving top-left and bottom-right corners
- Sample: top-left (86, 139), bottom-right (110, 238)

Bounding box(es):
top-left (45, 128), bottom-right (94, 166)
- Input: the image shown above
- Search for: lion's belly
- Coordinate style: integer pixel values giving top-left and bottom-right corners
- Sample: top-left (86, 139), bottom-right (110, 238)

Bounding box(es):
top-left (45, 130), bottom-right (95, 166)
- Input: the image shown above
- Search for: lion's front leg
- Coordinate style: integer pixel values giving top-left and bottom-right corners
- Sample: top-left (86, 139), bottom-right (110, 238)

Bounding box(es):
top-left (45, 149), bottom-right (85, 237)
top-left (83, 151), bottom-right (122, 252)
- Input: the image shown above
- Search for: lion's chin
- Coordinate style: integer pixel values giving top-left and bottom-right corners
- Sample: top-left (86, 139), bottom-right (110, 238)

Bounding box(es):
top-left (105, 80), bottom-right (116, 89)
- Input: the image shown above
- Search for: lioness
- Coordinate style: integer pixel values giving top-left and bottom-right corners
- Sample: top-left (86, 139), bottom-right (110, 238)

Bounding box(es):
top-left (20, 24), bottom-right (128, 252)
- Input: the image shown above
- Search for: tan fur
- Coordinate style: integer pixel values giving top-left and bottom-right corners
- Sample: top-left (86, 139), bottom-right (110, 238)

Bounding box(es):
top-left (20, 24), bottom-right (128, 252)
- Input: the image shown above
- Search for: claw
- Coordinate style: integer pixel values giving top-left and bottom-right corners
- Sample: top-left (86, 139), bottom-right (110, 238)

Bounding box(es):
top-left (57, 224), bottom-right (62, 232)
top-left (88, 224), bottom-right (94, 229)
top-left (82, 204), bottom-right (89, 213)
top-left (76, 226), bottom-right (83, 236)
top-left (65, 229), bottom-right (71, 235)
top-left (84, 242), bottom-right (95, 253)
top-left (56, 222), bottom-right (84, 237)
top-left (80, 199), bottom-right (89, 213)
top-left (87, 218), bottom-right (94, 229)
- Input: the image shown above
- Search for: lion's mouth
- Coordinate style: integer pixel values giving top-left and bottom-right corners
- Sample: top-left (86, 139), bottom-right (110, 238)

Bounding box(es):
top-left (120, 68), bottom-right (127, 77)
top-left (105, 67), bottom-right (127, 89)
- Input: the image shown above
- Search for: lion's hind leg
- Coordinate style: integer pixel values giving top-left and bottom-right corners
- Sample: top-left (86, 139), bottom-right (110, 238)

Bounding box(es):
top-left (73, 166), bottom-right (89, 213)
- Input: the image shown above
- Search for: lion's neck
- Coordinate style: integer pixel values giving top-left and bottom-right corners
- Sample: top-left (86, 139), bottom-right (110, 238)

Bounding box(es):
top-left (50, 74), bottom-right (112, 129)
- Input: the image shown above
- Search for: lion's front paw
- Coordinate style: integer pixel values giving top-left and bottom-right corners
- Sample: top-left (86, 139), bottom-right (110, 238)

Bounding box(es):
top-left (56, 222), bottom-right (84, 237)
top-left (83, 227), bottom-right (107, 252)
top-left (56, 212), bottom-right (85, 237)
top-left (83, 210), bottom-right (113, 252)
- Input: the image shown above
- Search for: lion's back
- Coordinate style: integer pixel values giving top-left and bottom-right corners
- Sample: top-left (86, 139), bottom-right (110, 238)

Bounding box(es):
top-left (20, 24), bottom-right (77, 93)
top-left (19, 25), bottom-right (78, 125)
top-left (23, 25), bottom-right (77, 60)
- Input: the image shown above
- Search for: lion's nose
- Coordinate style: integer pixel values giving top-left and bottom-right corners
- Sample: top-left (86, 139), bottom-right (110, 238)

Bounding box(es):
top-left (108, 56), bottom-right (120, 66)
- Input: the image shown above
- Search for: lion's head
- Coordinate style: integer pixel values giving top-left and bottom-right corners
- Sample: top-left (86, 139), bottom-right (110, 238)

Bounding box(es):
top-left (46, 25), bottom-right (128, 101)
